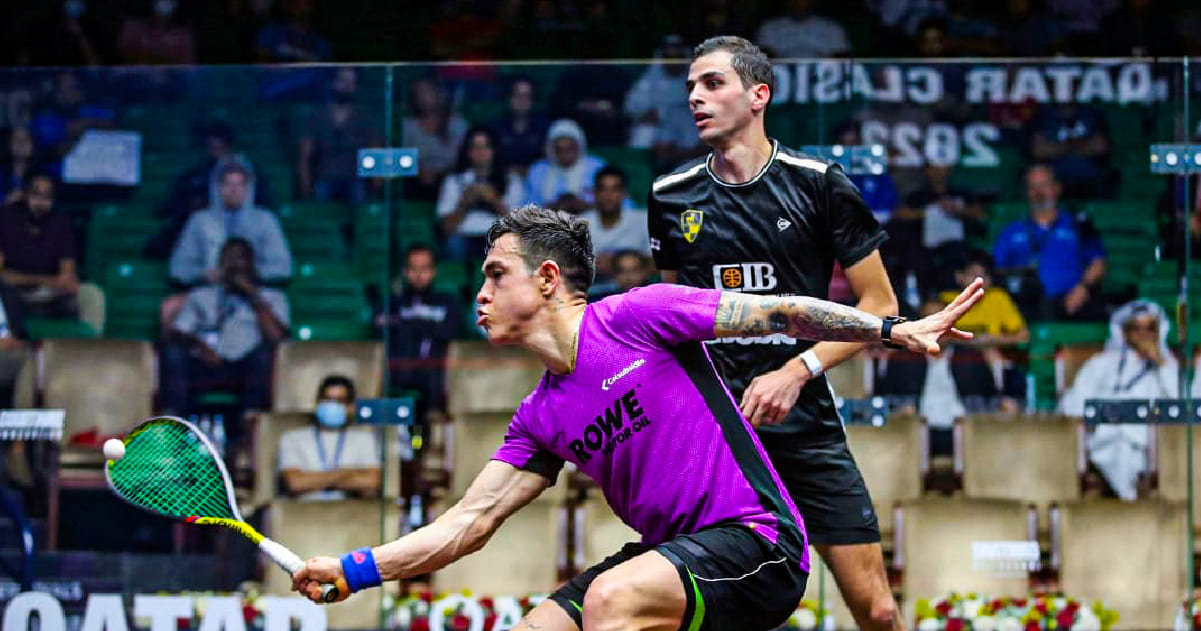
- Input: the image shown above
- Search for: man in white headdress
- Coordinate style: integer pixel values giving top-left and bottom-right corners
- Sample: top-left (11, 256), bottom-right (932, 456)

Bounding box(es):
top-left (1060, 300), bottom-right (1177, 500)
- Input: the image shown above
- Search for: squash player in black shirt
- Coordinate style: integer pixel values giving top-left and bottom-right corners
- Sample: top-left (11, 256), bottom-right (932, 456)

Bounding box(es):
top-left (648, 36), bottom-right (904, 631)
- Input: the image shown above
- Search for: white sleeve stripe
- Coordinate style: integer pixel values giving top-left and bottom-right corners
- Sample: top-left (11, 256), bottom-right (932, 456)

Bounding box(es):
top-left (776, 153), bottom-right (829, 173)
top-left (651, 163), bottom-right (706, 193)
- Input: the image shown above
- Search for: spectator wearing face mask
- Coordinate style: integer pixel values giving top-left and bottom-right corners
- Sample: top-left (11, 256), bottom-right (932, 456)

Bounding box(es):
top-left (1060, 300), bottom-right (1178, 501)
top-left (277, 375), bottom-right (382, 501)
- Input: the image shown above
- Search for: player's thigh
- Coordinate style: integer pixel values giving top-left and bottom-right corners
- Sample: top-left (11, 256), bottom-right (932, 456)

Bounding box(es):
top-left (582, 550), bottom-right (687, 631)
top-left (513, 599), bottom-right (581, 631)
top-left (814, 541), bottom-right (892, 606)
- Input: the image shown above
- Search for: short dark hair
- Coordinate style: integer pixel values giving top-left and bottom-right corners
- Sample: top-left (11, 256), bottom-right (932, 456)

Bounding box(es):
top-left (216, 161), bottom-right (252, 184)
top-left (220, 236), bottom-right (255, 259)
top-left (485, 204), bottom-right (595, 293)
top-left (593, 165), bottom-right (627, 189)
top-left (405, 243), bottom-right (436, 264)
top-left (317, 374), bottom-right (356, 402)
top-left (692, 36), bottom-right (774, 101)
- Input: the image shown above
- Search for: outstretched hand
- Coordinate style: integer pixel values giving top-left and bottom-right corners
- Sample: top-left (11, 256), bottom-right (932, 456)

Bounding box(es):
top-left (891, 278), bottom-right (985, 355)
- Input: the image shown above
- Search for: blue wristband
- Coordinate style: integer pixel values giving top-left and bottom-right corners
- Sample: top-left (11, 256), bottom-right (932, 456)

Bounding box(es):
top-left (339, 547), bottom-right (382, 592)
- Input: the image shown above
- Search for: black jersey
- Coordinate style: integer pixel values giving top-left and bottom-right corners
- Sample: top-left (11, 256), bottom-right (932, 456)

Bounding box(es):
top-left (648, 141), bottom-right (887, 441)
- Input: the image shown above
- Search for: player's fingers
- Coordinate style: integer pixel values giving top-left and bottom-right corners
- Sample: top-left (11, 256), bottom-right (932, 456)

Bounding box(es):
top-left (945, 279), bottom-right (984, 311)
top-left (946, 327), bottom-right (974, 341)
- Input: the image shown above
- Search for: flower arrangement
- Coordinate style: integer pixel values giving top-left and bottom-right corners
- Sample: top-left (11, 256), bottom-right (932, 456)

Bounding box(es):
top-left (387, 590), bottom-right (546, 631)
top-left (914, 594), bottom-right (1118, 631)
top-left (1176, 596), bottom-right (1201, 630)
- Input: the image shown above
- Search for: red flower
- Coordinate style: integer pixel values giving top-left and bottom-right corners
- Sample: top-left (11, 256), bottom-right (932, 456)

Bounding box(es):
top-left (480, 597), bottom-right (495, 610)
top-left (1192, 611), bottom-right (1200, 631)
top-left (946, 618), bottom-right (965, 631)
top-left (992, 599), bottom-right (1007, 611)
top-left (485, 615), bottom-right (497, 629)
top-left (1025, 620), bottom-right (1041, 631)
top-left (242, 605), bottom-right (257, 623)
top-left (936, 601), bottom-right (953, 615)
top-left (451, 614), bottom-right (471, 631)
top-left (420, 591), bottom-right (434, 603)
top-left (1034, 601), bottom-right (1049, 615)
top-left (412, 619), bottom-right (431, 631)
top-left (1014, 599), bottom-right (1028, 608)
top-left (1057, 610), bottom-right (1076, 628)
top-left (520, 596), bottom-right (531, 608)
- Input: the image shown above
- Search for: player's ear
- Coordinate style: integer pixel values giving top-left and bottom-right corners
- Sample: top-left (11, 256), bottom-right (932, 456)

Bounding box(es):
top-left (537, 260), bottom-right (562, 297)
top-left (750, 82), bottom-right (771, 113)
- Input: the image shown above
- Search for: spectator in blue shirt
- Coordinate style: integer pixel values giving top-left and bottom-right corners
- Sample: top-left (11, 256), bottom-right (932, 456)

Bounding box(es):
top-left (993, 165), bottom-right (1106, 320)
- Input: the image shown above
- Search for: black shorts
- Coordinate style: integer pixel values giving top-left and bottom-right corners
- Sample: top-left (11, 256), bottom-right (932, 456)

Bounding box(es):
top-left (550, 523), bottom-right (807, 631)
top-left (757, 432), bottom-right (881, 545)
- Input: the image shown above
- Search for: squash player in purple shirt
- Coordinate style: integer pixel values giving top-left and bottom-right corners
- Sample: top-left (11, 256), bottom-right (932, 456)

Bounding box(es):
top-left (293, 206), bottom-right (983, 631)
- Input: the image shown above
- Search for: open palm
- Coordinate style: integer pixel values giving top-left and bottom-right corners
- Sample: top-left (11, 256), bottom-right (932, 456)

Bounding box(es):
top-left (894, 278), bottom-right (985, 355)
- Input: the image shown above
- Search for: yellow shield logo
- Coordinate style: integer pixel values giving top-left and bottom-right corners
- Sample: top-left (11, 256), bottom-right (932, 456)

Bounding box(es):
top-left (680, 209), bottom-right (704, 243)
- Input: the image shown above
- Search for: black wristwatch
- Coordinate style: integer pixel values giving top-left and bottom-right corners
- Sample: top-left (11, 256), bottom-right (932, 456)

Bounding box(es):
top-left (881, 315), bottom-right (907, 350)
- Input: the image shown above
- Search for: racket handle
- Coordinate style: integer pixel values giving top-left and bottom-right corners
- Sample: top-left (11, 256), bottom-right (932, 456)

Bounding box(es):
top-left (260, 537), bottom-right (342, 602)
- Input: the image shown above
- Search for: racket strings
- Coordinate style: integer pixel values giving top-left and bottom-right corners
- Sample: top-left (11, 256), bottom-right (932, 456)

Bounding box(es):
top-left (108, 419), bottom-right (237, 519)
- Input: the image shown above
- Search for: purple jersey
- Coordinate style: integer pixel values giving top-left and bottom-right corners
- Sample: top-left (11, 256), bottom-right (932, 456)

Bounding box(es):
top-left (492, 284), bottom-right (809, 570)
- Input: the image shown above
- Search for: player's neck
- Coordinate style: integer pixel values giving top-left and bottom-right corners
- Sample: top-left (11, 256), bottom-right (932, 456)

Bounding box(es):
top-left (524, 298), bottom-right (587, 375)
top-left (708, 133), bottom-right (774, 185)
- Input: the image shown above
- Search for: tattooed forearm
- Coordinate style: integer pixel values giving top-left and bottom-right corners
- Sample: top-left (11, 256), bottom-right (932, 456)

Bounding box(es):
top-left (714, 293), bottom-right (882, 343)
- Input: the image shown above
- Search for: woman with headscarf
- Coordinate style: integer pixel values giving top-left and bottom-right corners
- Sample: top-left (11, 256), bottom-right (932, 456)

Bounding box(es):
top-left (524, 118), bottom-right (605, 214)
top-left (1060, 300), bottom-right (1177, 500)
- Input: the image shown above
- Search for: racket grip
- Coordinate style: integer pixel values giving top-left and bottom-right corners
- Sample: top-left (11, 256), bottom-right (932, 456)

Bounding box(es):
top-left (259, 537), bottom-right (342, 602)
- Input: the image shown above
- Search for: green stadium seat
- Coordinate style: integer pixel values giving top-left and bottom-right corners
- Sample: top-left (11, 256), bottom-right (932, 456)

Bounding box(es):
top-left (282, 218), bottom-right (348, 262)
top-left (102, 261), bottom-right (169, 341)
top-left (434, 260), bottom-right (468, 296)
top-left (24, 319), bottom-right (98, 341)
top-left (400, 200), bottom-right (437, 222)
top-left (288, 264), bottom-right (369, 326)
top-left (85, 210), bottom-right (162, 282)
top-left (280, 201), bottom-right (351, 223)
top-left (292, 321), bottom-right (373, 341)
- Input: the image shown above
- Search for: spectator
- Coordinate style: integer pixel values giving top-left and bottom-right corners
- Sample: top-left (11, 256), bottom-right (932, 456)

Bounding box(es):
top-left (491, 76), bottom-right (549, 175)
top-left (146, 121), bottom-right (274, 258)
top-left (623, 34), bottom-right (705, 172)
top-left (254, 0), bottom-right (331, 62)
top-left (591, 249), bottom-right (655, 300)
top-left (0, 127), bottom-right (42, 205)
top-left (913, 16), bottom-right (949, 56)
top-left (942, 0), bottom-right (1002, 55)
top-left (35, 0), bottom-right (106, 66)
top-left (867, 0), bottom-right (947, 37)
top-left (1047, 0), bottom-right (1121, 53)
top-left (377, 246), bottom-right (461, 424)
top-left (437, 126), bottom-right (525, 260)
top-left (1099, 0), bottom-right (1181, 56)
top-left (0, 174), bottom-right (80, 319)
top-left (297, 67), bottom-right (381, 204)
top-left (1157, 173), bottom-right (1201, 260)
top-left (401, 76), bottom-right (469, 200)
top-left (549, 63), bottom-right (630, 147)
top-left (525, 118), bottom-right (605, 214)
top-left (277, 374), bottom-right (382, 501)
top-left (579, 166), bottom-right (649, 281)
top-left (29, 71), bottom-right (114, 168)
top-left (1000, 0), bottom-right (1068, 56)
top-left (0, 281), bottom-right (28, 409)
top-left (169, 162), bottom-right (292, 287)
top-left (755, 0), bottom-right (852, 58)
top-left (116, 0), bottom-right (196, 64)
top-left (993, 165), bottom-right (1106, 321)
top-left (833, 121), bottom-right (899, 224)
top-left (873, 297), bottom-right (1003, 456)
top-left (1060, 300), bottom-right (1176, 500)
top-left (938, 250), bottom-right (1028, 344)
top-left (161, 238), bottom-right (289, 447)
top-left (1028, 102), bottom-right (1112, 199)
